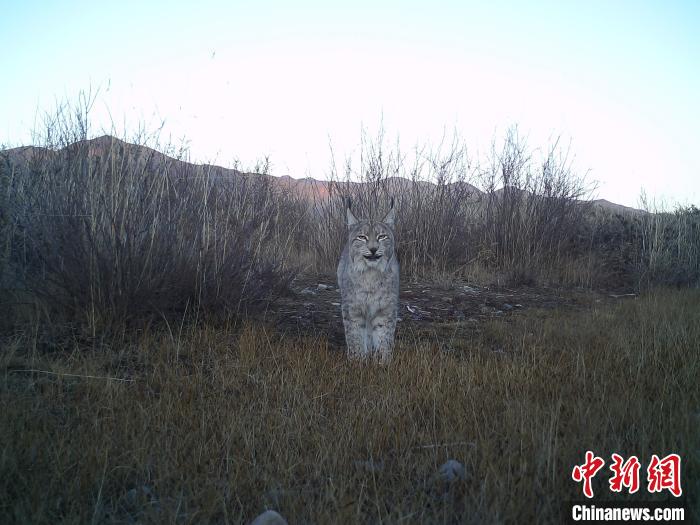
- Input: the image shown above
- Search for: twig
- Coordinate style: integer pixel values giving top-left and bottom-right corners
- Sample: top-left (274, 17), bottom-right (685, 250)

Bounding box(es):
top-left (9, 369), bottom-right (135, 382)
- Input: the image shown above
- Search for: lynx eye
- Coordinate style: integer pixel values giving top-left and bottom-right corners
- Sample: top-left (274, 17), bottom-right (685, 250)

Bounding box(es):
top-left (377, 234), bottom-right (388, 241)
top-left (356, 235), bottom-right (368, 242)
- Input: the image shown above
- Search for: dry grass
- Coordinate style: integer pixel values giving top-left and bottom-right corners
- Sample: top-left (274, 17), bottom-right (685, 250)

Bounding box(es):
top-left (309, 126), bottom-right (596, 285)
top-left (1, 98), bottom-right (698, 524)
top-left (3, 102), bottom-right (699, 338)
top-left (1, 289), bottom-right (698, 524)
top-left (2, 131), bottom-right (301, 330)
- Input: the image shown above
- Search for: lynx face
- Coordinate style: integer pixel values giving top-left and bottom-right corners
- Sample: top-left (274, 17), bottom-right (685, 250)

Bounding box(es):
top-left (347, 220), bottom-right (396, 269)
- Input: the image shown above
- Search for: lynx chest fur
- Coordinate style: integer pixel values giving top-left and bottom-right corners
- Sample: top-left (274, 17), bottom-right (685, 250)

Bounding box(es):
top-left (337, 202), bottom-right (399, 362)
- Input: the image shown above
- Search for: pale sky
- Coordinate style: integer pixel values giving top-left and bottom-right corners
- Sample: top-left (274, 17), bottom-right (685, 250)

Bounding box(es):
top-left (1, 0), bottom-right (698, 207)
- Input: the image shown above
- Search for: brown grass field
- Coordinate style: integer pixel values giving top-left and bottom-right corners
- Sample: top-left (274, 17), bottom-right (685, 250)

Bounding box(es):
top-left (1, 288), bottom-right (698, 524)
top-left (1, 115), bottom-right (699, 523)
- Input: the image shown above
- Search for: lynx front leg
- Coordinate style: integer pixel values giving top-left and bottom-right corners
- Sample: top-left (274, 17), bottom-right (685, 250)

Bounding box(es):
top-left (370, 315), bottom-right (397, 364)
top-left (343, 315), bottom-right (369, 360)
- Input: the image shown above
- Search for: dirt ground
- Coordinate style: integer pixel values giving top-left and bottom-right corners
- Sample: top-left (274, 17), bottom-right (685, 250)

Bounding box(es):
top-left (269, 274), bottom-right (636, 350)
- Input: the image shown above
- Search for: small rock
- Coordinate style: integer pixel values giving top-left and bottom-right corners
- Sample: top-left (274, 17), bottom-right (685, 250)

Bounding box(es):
top-left (438, 459), bottom-right (466, 483)
top-left (514, 303), bottom-right (523, 308)
top-left (317, 283), bottom-right (333, 290)
top-left (300, 287), bottom-right (316, 295)
top-left (250, 510), bottom-right (288, 525)
top-left (331, 302), bottom-right (341, 306)
top-left (502, 303), bottom-right (514, 311)
top-left (479, 305), bottom-right (495, 314)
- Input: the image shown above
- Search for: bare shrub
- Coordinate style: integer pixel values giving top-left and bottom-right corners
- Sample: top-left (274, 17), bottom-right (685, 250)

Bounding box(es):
top-left (580, 198), bottom-right (700, 291)
top-left (476, 128), bottom-right (594, 283)
top-left (3, 99), bottom-right (299, 330)
top-left (3, 98), bottom-right (697, 308)
top-left (0, 154), bottom-right (16, 295)
top-left (633, 199), bottom-right (700, 288)
top-left (311, 128), bottom-right (481, 279)
top-left (309, 126), bottom-right (594, 285)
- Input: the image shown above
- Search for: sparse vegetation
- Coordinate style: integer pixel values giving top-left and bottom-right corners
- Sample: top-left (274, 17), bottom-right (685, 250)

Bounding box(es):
top-left (309, 125), bottom-right (698, 290)
top-left (1, 100), bottom-right (301, 332)
top-left (2, 102), bottom-right (698, 331)
top-left (1, 290), bottom-right (698, 523)
top-left (1, 99), bottom-right (698, 524)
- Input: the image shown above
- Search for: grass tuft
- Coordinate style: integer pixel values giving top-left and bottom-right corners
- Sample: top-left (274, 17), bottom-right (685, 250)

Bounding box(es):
top-left (1, 289), bottom-right (698, 523)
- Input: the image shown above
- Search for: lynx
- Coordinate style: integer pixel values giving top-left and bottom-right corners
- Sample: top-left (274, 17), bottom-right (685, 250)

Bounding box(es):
top-left (337, 199), bottom-right (399, 362)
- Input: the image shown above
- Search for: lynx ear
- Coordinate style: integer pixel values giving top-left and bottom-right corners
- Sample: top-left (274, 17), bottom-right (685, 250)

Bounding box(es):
top-left (346, 198), bottom-right (358, 226)
top-left (382, 197), bottom-right (396, 225)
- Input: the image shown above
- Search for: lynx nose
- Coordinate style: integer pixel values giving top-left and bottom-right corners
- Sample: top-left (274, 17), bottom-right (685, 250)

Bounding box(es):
top-left (370, 247), bottom-right (378, 254)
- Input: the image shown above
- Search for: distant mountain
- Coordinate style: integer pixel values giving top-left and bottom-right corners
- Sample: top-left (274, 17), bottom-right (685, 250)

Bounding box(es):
top-left (1, 135), bottom-right (642, 214)
top-left (591, 199), bottom-right (646, 215)
top-left (3, 135), bottom-right (246, 181)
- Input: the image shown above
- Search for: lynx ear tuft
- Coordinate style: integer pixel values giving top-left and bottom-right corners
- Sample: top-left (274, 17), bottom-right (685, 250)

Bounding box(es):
top-left (346, 198), bottom-right (358, 226)
top-left (382, 198), bottom-right (396, 225)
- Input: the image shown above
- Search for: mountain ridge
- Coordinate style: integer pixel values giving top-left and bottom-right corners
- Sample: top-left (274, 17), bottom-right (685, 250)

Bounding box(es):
top-left (2, 135), bottom-right (645, 214)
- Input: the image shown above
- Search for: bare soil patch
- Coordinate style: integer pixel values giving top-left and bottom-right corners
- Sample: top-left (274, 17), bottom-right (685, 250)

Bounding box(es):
top-left (271, 275), bottom-right (633, 350)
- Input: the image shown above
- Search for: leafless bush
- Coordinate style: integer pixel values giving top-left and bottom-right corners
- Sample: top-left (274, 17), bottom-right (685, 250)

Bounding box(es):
top-left (476, 128), bottom-right (594, 283)
top-left (308, 126), bottom-right (594, 284)
top-left (0, 155), bottom-right (14, 291)
top-left (579, 198), bottom-right (700, 291)
top-left (633, 198), bottom-right (700, 288)
top-left (3, 95), bottom-right (697, 322)
top-left (3, 99), bottom-right (299, 330)
top-left (311, 128), bottom-right (481, 279)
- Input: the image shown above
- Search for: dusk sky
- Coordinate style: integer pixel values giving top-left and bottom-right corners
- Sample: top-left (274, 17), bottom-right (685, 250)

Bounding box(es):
top-left (1, 0), bottom-right (698, 207)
